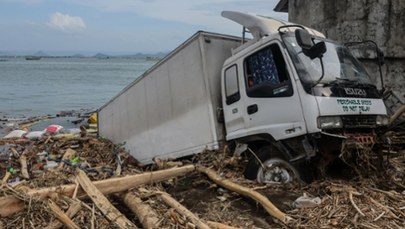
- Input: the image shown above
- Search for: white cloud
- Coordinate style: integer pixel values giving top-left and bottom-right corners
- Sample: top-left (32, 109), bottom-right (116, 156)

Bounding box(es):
top-left (47, 12), bottom-right (86, 32)
top-left (65, 0), bottom-right (287, 32)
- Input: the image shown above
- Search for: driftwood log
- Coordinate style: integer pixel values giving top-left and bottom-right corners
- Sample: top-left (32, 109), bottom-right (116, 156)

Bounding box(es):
top-left (197, 166), bottom-right (293, 225)
top-left (121, 192), bottom-right (160, 229)
top-left (207, 221), bottom-right (242, 229)
top-left (158, 192), bottom-right (210, 229)
top-left (0, 164), bottom-right (196, 217)
top-left (76, 169), bottom-right (136, 229)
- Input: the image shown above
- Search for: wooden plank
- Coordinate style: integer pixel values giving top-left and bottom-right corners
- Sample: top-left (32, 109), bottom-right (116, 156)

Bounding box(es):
top-left (76, 169), bottom-right (137, 229)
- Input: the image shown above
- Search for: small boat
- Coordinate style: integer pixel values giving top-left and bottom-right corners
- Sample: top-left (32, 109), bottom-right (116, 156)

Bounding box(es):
top-left (25, 56), bottom-right (41, 60)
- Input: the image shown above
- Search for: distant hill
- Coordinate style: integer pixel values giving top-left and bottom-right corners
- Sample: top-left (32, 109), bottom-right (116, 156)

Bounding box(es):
top-left (93, 53), bottom-right (110, 59)
top-left (0, 51), bottom-right (168, 58)
top-left (120, 52), bottom-right (167, 59)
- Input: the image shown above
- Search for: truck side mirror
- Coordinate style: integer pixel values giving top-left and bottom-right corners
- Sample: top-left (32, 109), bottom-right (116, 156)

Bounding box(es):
top-left (295, 29), bottom-right (326, 59)
top-left (295, 29), bottom-right (313, 49)
top-left (303, 41), bottom-right (327, 59)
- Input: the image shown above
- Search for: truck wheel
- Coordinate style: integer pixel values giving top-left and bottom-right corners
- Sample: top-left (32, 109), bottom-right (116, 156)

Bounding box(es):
top-left (244, 146), bottom-right (300, 184)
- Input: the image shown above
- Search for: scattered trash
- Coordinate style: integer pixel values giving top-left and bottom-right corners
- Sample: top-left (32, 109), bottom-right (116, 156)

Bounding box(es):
top-left (44, 124), bottom-right (64, 134)
top-left (70, 156), bottom-right (80, 164)
top-left (24, 130), bottom-right (45, 139)
top-left (292, 193), bottom-right (322, 208)
top-left (3, 130), bottom-right (26, 139)
top-left (71, 119), bottom-right (84, 125)
top-left (66, 128), bottom-right (81, 134)
top-left (44, 160), bottom-right (59, 169)
top-left (88, 113), bottom-right (97, 124)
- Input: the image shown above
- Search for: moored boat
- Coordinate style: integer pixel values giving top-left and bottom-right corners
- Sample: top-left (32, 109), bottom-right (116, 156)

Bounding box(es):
top-left (25, 56), bottom-right (41, 60)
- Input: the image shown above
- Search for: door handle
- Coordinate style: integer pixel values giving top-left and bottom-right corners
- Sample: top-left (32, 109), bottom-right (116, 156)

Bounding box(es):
top-left (247, 104), bottom-right (258, 115)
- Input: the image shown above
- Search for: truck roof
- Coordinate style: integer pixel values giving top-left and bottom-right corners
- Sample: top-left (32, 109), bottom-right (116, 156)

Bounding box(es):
top-left (222, 11), bottom-right (325, 40)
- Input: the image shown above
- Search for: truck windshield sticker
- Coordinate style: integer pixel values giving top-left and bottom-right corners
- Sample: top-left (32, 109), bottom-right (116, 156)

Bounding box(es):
top-left (337, 99), bottom-right (372, 112)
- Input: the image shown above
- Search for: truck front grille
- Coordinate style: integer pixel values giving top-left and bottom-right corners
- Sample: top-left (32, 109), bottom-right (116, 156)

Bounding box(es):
top-left (341, 115), bottom-right (377, 128)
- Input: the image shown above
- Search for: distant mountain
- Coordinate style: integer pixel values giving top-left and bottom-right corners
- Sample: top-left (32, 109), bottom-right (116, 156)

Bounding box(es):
top-left (0, 50), bottom-right (168, 58)
top-left (93, 53), bottom-right (110, 59)
top-left (119, 52), bottom-right (168, 59)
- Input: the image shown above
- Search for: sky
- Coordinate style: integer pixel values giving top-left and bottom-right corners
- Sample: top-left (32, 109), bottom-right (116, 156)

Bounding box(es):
top-left (0, 0), bottom-right (288, 55)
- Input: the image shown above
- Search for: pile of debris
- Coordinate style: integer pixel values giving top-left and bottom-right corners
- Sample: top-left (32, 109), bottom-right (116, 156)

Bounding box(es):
top-left (0, 118), bottom-right (404, 228)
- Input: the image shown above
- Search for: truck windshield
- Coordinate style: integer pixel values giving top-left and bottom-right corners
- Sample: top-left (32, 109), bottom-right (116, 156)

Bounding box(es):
top-left (283, 36), bottom-right (372, 86)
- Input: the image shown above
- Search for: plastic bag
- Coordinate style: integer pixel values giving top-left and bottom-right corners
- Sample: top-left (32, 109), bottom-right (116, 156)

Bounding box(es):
top-left (3, 130), bottom-right (27, 139)
top-left (25, 131), bottom-right (45, 139)
top-left (292, 193), bottom-right (322, 208)
top-left (44, 125), bottom-right (64, 134)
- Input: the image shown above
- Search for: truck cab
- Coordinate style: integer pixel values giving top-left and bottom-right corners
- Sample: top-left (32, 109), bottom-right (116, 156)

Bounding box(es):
top-left (220, 11), bottom-right (389, 183)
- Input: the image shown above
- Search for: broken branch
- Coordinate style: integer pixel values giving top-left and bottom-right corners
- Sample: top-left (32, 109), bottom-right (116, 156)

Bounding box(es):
top-left (349, 191), bottom-right (365, 217)
top-left (45, 199), bottom-right (82, 229)
top-left (48, 200), bottom-right (80, 229)
top-left (20, 155), bottom-right (30, 179)
top-left (197, 166), bottom-right (293, 225)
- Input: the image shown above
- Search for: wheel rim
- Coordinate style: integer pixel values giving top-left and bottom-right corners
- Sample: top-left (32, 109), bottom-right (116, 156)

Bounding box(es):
top-left (257, 158), bottom-right (298, 184)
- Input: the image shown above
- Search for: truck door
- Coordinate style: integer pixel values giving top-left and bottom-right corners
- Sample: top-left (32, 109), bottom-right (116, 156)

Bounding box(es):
top-left (242, 41), bottom-right (306, 140)
top-left (222, 64), bottom-right (245, 137)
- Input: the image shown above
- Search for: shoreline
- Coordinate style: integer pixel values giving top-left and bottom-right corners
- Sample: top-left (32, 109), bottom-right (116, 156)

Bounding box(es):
top-left (0, 109), bottom-right (95, 138)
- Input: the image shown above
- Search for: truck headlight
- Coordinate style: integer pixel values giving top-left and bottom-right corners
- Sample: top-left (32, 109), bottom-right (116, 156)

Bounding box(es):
top-left (317, 116), bottom-right (343, 129)
top-left (376, 115), bottom-right (389, 126)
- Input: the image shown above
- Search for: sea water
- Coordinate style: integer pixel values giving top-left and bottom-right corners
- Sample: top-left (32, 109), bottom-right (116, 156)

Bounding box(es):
top-left (0, 57), bottom-right (158, 117)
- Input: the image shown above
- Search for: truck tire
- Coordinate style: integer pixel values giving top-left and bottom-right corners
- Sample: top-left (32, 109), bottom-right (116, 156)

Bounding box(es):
top-left (244, 145), bottom-right (301, 184)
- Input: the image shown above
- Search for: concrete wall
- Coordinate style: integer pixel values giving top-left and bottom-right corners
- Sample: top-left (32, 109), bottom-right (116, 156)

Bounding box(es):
top-left (286, 0), bottom-right (405, 99)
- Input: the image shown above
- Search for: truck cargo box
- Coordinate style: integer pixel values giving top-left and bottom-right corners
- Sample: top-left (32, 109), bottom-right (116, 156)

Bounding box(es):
top-left (98, 31), bottom-right (242, 164)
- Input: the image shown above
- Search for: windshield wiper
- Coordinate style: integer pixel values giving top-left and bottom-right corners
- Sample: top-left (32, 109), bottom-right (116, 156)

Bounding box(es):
top-left (323, 78), bottom-right (359, 87)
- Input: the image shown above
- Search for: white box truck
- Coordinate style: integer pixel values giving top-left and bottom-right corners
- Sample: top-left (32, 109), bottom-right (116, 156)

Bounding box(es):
top-left (98, 11), bottom-right (388, 183)
top-left (98, 30), bottom-right (241, 164)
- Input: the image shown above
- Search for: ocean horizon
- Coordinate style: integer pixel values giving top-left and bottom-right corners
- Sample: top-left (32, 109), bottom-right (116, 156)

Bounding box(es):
top-left (0, 57), bottom-right (158, 118)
